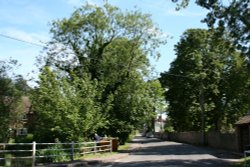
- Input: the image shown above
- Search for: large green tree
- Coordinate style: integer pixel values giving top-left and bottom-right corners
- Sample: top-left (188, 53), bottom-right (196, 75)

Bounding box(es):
top-left (160, 29), bottom-right (249, 132)
top-left (34, 4), bottom-right (166, 143)
top-left (172, 0), bottom-right (250, 57)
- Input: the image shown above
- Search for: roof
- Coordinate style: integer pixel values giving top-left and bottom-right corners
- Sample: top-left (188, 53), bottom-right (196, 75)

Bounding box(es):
top-left (235, 115), bottom-right (250, 125)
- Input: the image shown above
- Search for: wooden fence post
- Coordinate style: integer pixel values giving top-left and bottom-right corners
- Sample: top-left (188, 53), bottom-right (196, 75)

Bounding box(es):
top-left (110, 140), bottom-right (112, 153)
top-left (32, 141), bottom-right (36, 167)
top-left (70, 142), bottom-right (74, 161)
top-left (94, 142), bottom-right (97, 154)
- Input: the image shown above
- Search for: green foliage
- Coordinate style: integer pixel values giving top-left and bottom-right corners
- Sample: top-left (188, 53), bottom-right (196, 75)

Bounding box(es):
top-left (32, 67), bottom-right (106, 142)
top-left (106, 79), bottom-right (164, 144)
top-left (37, 142), bottom-right (69, 163)
top-left (164, 118), bottom-right (174, 133)
top-left (0, 60), bottom-right (31, 142)
top-left (173, 0), bottom-right (250, 57)
top-left (3, 154), bottom-right (32, 167)
top-left (160, 29), bottom-right (250, 132)
top-left (14, 134), bottom-right (34, 143)
top-left (232, 157), bottom-right (250, 167)
top-left (34, 4), bottom-right (166, 143)
top-left (0, 61), bottom-right (15, 142)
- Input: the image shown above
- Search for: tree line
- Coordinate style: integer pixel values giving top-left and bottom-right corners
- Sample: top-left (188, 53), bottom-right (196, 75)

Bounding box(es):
top-left (160, 0), bottom-right (250, 132)
top-left (160, 29), bottom-right (250, 132)
top-left (0, 4), bottom-right (166, 144)
top-left (0, 1), bottom-right (249, 144)
top-left (0, 60), bottom-right (31, 142)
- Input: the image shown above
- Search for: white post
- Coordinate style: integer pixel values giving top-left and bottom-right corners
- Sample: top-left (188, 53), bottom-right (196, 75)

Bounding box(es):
top-left (32, 141), bottom-right (36, 167)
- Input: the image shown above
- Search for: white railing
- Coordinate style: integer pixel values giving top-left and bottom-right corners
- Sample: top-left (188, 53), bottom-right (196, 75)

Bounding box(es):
top-left (0, 140), bottom-right (112, 167)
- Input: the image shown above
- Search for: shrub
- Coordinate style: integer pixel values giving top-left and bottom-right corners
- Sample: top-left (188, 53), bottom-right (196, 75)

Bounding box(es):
top-left (15, 134), bottom-right (34, 143)
top-left (37, 142), bottom-right (69, 163)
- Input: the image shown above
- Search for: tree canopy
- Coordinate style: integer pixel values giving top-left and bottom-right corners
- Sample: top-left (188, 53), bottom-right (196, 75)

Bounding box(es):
top-left (172, 0), bottom-right (250, 57)
top-left (33, 4), bottom-right (166, 143)
top-left (160, 28), bottom-right (250, 132)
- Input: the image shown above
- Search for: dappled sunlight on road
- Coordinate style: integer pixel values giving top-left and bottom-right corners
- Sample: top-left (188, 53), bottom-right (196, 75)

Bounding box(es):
top-left (102, 135), bottom-right (241, 167)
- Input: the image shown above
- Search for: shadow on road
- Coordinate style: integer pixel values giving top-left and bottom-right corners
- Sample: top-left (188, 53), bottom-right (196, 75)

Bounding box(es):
top-left (111, 159), bottom-right (231, 167)
top-left (117, 136), bottom-right (162, 153)
top-left (130, 141), bottom-right (240, 160)
top-left (111, 136), bottom-right (241, 167)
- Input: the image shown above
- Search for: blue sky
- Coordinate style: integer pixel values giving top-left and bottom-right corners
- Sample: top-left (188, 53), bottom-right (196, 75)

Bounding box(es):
top-left (0, 0), bottom-right (208, 84)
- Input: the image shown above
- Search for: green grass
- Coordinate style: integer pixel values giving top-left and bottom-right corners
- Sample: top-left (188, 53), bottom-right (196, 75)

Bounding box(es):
top-left (79, 152), bottom-right (117, 159)
top-left (118, 143), bottom-right (130, 151)
top-left (233, 157), bottom-right (250, 167)
top-left (79, 142), bottom-right (131, 160)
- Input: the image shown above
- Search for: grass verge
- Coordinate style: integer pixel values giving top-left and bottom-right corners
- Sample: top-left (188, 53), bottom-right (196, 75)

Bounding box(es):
top-left (80, 142), bottom-right (131, 160)
top-left (80, 152), bottom-right (117, 159)
top-left (233, 157), bottom-right (250, 167)
top-left (118, 143), bottom-right (131, 151)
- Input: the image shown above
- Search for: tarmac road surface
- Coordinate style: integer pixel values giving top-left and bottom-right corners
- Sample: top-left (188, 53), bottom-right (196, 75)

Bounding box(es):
top-left (99, 135), bottom-right (240, 167)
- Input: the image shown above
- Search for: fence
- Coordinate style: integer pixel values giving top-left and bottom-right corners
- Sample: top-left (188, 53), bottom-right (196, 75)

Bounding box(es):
top-left (155, 131), bottom-right (238, 152)
top-left (0, 140), bottom-right (112, 167)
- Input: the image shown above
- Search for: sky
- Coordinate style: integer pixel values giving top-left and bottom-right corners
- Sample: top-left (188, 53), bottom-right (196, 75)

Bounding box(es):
top-left (0, 0), bottom-right (208, 85)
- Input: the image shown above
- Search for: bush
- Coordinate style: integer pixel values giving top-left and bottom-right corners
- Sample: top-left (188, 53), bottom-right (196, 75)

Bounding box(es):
top-left (164, 120), bottom-right (174, 133)
top-left (37, 142), bottom-right (69, 163)
top-left (15, 134), bottom-right (34, 143)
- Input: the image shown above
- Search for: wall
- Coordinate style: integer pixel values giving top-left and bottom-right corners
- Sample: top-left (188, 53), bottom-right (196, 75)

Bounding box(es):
top-left (207, 131), bottom-right (238, 151)
top-left (168, 131), bottom-right (203, 145)
top-left (155, 131), bottom-right (238, 152)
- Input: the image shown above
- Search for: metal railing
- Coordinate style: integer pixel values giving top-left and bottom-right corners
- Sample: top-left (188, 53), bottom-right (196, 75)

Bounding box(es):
top-left (0, 140), bottom-right (112, 166)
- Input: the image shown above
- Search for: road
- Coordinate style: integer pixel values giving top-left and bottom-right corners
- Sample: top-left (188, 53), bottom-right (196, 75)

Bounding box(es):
top-left (100, 136), bottom-right (240, 167)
